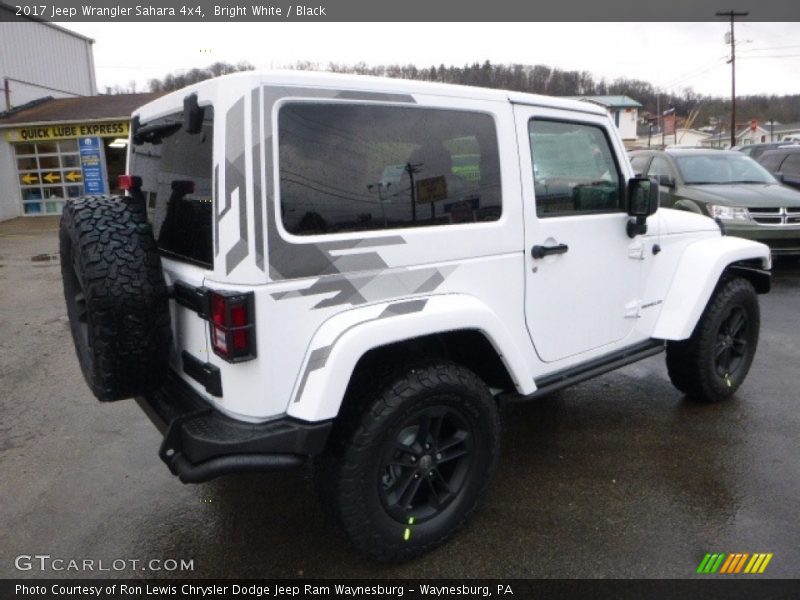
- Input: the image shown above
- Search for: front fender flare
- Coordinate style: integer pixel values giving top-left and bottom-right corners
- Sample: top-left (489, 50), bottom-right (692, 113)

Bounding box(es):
top-left (286, 294), bottom-right (535, 422)
top-left (651, 236), bottom-right (770, 341)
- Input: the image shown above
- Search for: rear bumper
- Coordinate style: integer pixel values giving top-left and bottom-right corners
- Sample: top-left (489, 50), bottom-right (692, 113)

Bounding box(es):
top-left (136, 372), bottom-right (333, 483)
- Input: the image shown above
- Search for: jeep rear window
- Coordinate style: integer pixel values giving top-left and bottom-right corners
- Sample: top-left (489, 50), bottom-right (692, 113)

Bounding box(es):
top-left (130, 107), bottom-right (214, 268)
top-left (278, 103), bottom-right (502, 235)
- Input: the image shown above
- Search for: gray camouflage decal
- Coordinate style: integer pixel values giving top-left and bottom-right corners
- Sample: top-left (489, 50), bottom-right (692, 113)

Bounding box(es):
top-left (271, 265), bottom-right (456, 309)
top-left (224, 97), bottom-right (248, 275)
top-left (262, 86), bottom-right (415, 280)
top-left (293, 298), bottom-right (429, 402)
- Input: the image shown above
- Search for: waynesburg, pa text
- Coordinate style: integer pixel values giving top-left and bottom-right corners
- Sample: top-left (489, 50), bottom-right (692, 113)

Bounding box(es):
top-left (15, 583), bottom-right (515, 597)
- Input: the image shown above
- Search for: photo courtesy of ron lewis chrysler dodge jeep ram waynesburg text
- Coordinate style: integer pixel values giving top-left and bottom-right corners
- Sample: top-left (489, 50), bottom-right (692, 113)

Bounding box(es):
top-left (59, 71), bottom-right (771, 562)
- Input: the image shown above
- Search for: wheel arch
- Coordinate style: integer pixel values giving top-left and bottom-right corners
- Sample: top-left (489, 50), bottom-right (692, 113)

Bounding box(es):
top-left (286, 294), bottom-right (535, 422)
top-left (652, 236), bottom-right (770, 341)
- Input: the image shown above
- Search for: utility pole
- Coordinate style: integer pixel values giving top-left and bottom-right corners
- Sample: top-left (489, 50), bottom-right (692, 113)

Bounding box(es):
top-left (717, 10), bottom-right (749, 148)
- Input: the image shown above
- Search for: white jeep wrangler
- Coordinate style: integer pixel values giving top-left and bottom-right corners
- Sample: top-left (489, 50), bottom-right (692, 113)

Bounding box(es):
top-left (60, 71), bottom-right (771, 562)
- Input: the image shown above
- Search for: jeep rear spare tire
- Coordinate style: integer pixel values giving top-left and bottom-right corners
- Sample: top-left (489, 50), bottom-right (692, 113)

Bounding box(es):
top-left (60, 196), bottom-right (172, 401)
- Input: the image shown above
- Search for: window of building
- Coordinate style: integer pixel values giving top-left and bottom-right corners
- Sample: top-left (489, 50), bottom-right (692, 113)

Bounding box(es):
top-left (529, 119), bottom-right (622, 216)
top-left (15, 141), bottom-right (83, 215)
top-left (277, 103), bottom-right (502, 235)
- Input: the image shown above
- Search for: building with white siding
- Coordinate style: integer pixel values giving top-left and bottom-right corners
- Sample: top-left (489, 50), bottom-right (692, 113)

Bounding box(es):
top-left (0, 10), bottom-right (159, 222)
top-left (1, 7), bottom-right (97, 110)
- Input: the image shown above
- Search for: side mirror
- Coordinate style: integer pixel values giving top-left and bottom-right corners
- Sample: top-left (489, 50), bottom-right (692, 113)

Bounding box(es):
top-left (626, 177), bottom-right (659, 238)
top-left (657, 173), bottom-right (675, 188)
top-left (775, 172), bottom-right (785, 183)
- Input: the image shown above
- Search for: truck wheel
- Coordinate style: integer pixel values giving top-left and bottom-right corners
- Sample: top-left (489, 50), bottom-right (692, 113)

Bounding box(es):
top-left (316, 361), bottom-right (500, 562)
top-left (60, 196), bottom-right (172, 401)
top-left (666, 277), bottom-right (759, 403)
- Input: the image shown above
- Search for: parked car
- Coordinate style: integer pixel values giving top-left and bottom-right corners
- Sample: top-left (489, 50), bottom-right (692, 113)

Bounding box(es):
top-left (60, 72), bottom-right (771, 562)
top-left (630, 148), bottom-right (800, 256)
top-left (732, 141), bottom-right (798, 161)
top-left (757, 146), bottom-right (800, 192)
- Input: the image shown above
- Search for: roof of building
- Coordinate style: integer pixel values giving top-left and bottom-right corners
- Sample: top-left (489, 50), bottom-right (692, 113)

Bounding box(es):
top-left (0, 6), bottom-right (95, 43)
top-left (0, 93), bottom-right (163, 126)
top-left (772, 122), bottom-right (800, 133)
top-left (571, 95), bottom-right (642, 108)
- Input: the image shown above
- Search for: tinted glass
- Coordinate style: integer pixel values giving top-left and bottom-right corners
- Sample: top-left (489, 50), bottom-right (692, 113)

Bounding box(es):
top-left (278, 104), bottom-right (501, 235)
top-left (629, 155), bottom-right (650, 175)
top-left (759, 153), bottom-right (785, 172)
top-left (781, 154), bottom-right (800, 177)
top-left (674, 154), bottom-right (776, 185)
top-left (529, 120), bottom-right (621, 216)
top-left (130, 107), bottom-right (214, 267)
top-left (648, 156), bottom-right (675, 180)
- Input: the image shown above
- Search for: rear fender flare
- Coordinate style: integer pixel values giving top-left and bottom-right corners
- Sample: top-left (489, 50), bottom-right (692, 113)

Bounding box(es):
top-left (286, 294), bottom-right (535, 422)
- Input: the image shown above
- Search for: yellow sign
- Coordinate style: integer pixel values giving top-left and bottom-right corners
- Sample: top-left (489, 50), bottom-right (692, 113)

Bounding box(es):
top-left (66, 171), bottom-right (82, 182)
top-left (43, 172), bottom-right (61, 183)
top-left (416, 176), bottom-right (448, 204)
top-left (3, 121), bottom-right (130, 142)
top-left (20, 173), bottom-right (39, 185)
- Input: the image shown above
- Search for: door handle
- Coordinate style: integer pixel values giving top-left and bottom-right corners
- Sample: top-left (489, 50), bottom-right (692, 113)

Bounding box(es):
top-left (531, 243), bottom-right (569, 259)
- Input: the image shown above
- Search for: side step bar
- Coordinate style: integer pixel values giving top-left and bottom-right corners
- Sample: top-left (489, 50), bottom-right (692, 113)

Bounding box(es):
top-left (502, 339), bottom-right (666, 402)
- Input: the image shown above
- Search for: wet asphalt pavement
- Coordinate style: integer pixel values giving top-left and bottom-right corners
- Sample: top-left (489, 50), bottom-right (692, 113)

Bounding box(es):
top-left (1, 217), bottom-right (798, 579)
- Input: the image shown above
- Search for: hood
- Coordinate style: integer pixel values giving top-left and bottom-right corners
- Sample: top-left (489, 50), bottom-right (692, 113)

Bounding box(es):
top-left (679, 183), bottom-right (800, 208)
top-left (659, 208), bottom-right (720, 236)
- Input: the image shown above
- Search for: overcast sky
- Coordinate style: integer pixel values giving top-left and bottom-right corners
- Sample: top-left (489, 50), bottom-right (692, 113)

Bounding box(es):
top-left (66, 22), bottom-right (800, 97)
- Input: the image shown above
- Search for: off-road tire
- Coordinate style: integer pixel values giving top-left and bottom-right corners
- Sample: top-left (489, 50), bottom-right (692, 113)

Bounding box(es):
top-left (60, 196), bottom-right (172, 401)
top-left (315, 360), bottom-right (500, 563)
top-left (666, 277), bottom-right (759, 403)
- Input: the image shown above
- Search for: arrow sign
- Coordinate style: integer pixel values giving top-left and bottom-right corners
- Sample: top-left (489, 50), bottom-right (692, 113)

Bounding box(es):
top-left (43, 172), bottom-right (61, 183)
top-left (21, 173), bottom-right (39, 185)
top-left (65, 171), bottom-right (82, 182)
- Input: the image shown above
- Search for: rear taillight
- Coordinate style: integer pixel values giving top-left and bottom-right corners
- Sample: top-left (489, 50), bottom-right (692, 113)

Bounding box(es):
top-left (118, 174), bottom-right (142, 191)
top-left (207, 291), bottom-right (256, 362)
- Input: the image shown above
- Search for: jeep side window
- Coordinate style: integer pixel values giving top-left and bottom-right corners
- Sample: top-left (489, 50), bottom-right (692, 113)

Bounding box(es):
top-left (529, 119), bottom-right (622, 217)
top-left (278, 103), bottom-right (502, 235)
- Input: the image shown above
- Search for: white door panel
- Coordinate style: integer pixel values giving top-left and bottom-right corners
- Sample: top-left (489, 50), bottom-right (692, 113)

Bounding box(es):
top-left (515, 105), bottom-right (642, 362)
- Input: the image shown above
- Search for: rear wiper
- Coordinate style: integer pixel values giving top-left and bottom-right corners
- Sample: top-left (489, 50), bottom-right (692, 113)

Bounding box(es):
top-left (133, 122), bottom-right (181, 145)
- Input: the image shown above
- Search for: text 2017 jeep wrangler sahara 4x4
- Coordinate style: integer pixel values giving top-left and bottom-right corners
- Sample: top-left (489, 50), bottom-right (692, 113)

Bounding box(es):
top-left (60, 71), bottom-right (771, 562)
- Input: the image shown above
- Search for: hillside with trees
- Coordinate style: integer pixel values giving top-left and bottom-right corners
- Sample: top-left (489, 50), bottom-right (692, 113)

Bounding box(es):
top-left (142, 60), bottom-right (800, 128)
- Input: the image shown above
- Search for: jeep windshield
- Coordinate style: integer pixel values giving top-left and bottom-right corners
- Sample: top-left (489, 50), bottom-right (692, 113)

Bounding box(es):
top-left (129, 107), bottom-right (214, 268)
top-left (674, 154), bottom-right (777, 185)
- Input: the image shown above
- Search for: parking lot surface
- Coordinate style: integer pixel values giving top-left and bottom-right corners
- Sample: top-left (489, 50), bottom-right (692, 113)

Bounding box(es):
top-left (1, 217), bottom-right (799, 578)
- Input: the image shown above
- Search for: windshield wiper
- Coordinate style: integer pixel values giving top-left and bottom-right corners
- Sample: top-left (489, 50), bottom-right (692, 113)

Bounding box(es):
top-left (728, 180), bottom-right (769, 184)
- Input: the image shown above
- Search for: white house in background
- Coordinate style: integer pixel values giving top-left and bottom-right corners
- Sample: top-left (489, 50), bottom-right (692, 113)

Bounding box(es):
top-left (570, 95), bottom-right (641, 141)
top-left (667, 129), bottom-right (711, 148)
top-left (635, 126), bottom-right (709, 148)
